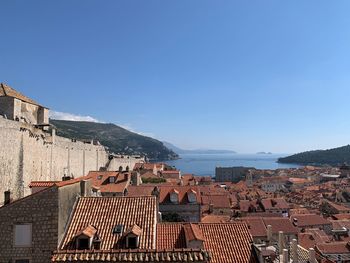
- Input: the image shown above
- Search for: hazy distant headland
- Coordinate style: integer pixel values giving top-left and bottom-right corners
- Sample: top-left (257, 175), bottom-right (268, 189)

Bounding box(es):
top-left (278, 145), bottom-right (350, 166)
top-left (163, 141), bottom-right (236, 155)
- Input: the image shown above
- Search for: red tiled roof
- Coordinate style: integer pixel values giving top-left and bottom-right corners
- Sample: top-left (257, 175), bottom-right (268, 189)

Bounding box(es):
top-left (127, 185), bottom-right (154, 197)
top-left (291, 214), bottom-right (331, 227)
top-left (141, 171), bottom-right (159, 179)
top-left (60, 196), bottom-right (157, 250)
top-left (201, 194), bottom-right (231, 209)
top-left (184, 223), bottom-right (205, 241)
top-left (158, 186), bottom-right (201, 204)
top-left (332, 213), bottom-right (350, 220)
top-left (316, 242), bottom-right (350, 254)
top-left (29, 181), bottom-right (59, 188)
top-left (242, 218), bottom-right (266, 238)
top-left (51, 249), bottom-right (210, 262)
top-left (87, 171), bottom-right (130, 193)
top-left (162, 170), bottom-right (180, 174)
top-left (201, 215), bottom-right (231, 223)
top-left (200, 223), bottom-right (255, 263)
top-left (260, 198), bottom-right (289, 210)
top-left (124, 224), bottom-right (142, 237)
top-left (0, 83), bottom-right (44, 107)
top-left (157, 223), bottom-right (256, 263)
top-left (156, 223), bottom-right (186, 249)
top-left (75, 225), bottom-right (97, 238)
top-left (325, 200), bottom-right (350, 213)
top-left (262, 217), bottom-right (298, 235)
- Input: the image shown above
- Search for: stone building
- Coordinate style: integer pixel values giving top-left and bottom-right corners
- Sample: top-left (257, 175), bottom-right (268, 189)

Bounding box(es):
top-left (0, 178), bottom-right (92, 263)
top-left (0, 83), bottom-right (49, 125)
top-left (0, 84), bottom-right (143, 204)
top-left (215, 166), bottom-right (254, 182)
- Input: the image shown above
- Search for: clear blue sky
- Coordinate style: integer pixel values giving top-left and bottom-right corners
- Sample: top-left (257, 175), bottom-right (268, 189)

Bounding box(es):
top-left (1, 1), bottom-right (350, 153)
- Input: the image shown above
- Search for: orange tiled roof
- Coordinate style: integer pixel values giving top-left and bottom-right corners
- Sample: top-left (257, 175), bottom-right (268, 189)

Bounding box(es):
top-left (0, 83), bottom-right (44, 107)
top-left (201, 194), bottom-right (231, 208)
top-left (262, 217), bottom-right (298, 235)
top-left (158, 186), bottom-right (201, 204)
top-left (51, 249), bottom-right (210, 262)
top-left (201, 215), bottom-right (231, 223)
top-left (87, 171), bottom-right (130, 193)
top-left (291, 214), bottom-right (331, 227)
top-left (75, 225), bottom-right (97, 238)
top-left (242, 218), bottom-right (266, 238)
top-left (260, 198), bottom-right (289, 210)
top-left (157, 223), bottom-right (256, 263)
top-left (29, 181), bottom-right (59, 188)
top-left (60, 196), bottom-right (157, 250)
top-left (316, 242), bottom-right (350, 254)
top-left (184, 223), bottom-right (205, 241)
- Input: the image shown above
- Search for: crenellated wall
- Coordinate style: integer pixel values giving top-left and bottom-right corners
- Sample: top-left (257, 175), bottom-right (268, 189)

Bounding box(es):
top-left (0, 117), bottom-right (109, 204)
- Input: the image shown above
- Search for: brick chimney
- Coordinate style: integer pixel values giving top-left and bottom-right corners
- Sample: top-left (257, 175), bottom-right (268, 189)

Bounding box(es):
top-left (80, 180), bottom-right (87, 197)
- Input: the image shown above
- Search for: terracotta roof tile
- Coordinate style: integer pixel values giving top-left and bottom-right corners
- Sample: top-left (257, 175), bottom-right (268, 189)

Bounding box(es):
top-left (291, 214), bottom-right (331, 228)
top-left (157, 223), bottom-right (256, 263)
top-left (60, 196), bottom-right (157, 250)
top-left (184, 223), bottom-right (205, 241)
top-left (29, 181), bottom-right (59, 188)
top-left (51, 249), bottom-right (210, 262)
top-left (0, 83), bottom-right (44, 107)
top-left (75, 225), bottom-right (97, 238)
top-left (262, 217), bottom-right (298, 235)
top-left (201, 215), bottom-right (231, 223)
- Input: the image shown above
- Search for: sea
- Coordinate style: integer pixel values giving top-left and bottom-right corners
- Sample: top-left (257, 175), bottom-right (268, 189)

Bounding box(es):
top-left (164, 153), bottom-right (301, 177)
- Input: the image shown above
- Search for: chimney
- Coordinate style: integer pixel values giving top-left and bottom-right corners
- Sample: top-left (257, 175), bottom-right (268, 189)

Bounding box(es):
top-left (51, 128), bottom-right (56, 144)
top-left (281, 249), bottom-right (288, 263)
top-left (267, 225), bottom-right (273, 243)
top-left (4, 191), bottom-right (11, 205)
top-left (278, 231), bottom-right (284, 255)
top-left (309, 248), bottom-right (316, 263)
top-left (80, 180), bottom-right (87, 197)
top-left (292, 239), bottom-right (298, 263)
top-left (131, 172), bottom-right (140, 186)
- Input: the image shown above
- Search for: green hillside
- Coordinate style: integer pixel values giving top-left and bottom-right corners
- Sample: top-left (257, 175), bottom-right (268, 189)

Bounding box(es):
top-left (278, 145), bottom-right (350, 166)
top-left (50, 119), bottom-right (178, 161)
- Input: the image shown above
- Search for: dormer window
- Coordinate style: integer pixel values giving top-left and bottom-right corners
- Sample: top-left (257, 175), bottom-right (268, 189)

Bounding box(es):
top-left (123, 224), bottom-right (142, 249)
top-left (127, 236), bottom-right (138, 249)
top-left (187, 189), bottom-right (197, 203)
top-left (77, 237), bottom-right (89, 250)
top-left (170, 189), bottom-right (179, 204)
top-left (109, 176), bottom-right (115, 183)
top-left (74, 225), bottom-right (97, 250)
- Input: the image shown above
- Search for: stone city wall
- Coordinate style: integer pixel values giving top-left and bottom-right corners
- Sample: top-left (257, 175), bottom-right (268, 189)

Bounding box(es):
top-left (0, 117), bottom-right (108, 203)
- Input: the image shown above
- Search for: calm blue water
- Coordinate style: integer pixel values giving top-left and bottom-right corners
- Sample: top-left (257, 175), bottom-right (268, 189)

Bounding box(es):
top-left (165, 153), bottom-right (300, 176)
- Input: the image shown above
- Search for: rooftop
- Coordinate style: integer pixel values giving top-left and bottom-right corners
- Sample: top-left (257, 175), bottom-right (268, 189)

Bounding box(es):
top-left (60, 196), bottom-right (157, 250)
top-left (0, 82), bottom-right (44, 107)
top-left (157, 223), bottom-right (256, 263)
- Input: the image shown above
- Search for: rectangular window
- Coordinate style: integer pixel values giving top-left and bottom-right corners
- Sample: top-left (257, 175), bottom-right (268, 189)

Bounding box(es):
top-left (15, 260), bottom-right (30, 263)
top-left (77, 238), bottom-right (89, 250)
top-left (127, 237), bottom-right (137, 248)
top-left (14, 224), bottom-right (32, 247)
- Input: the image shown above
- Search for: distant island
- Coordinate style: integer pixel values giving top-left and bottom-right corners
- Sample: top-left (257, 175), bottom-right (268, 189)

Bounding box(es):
top-left (278, 145), bottom-right (350, 166)
top-left (256, 152), bottom-right (272, 155)
top-left (163, 141), bottom-right (236, 155)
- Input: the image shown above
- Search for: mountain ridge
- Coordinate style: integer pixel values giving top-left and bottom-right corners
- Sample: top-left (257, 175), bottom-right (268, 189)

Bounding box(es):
top-left (163, 141), bottom-right (236, 155)
top-left (278, 145), bottom-right (350, 166)
top-left (50, 119), bottom-right (179, 161)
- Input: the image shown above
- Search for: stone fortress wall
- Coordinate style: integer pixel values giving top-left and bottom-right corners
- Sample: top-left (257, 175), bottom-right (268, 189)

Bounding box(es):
top-left (0, 117), bottom-right (143, 204)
